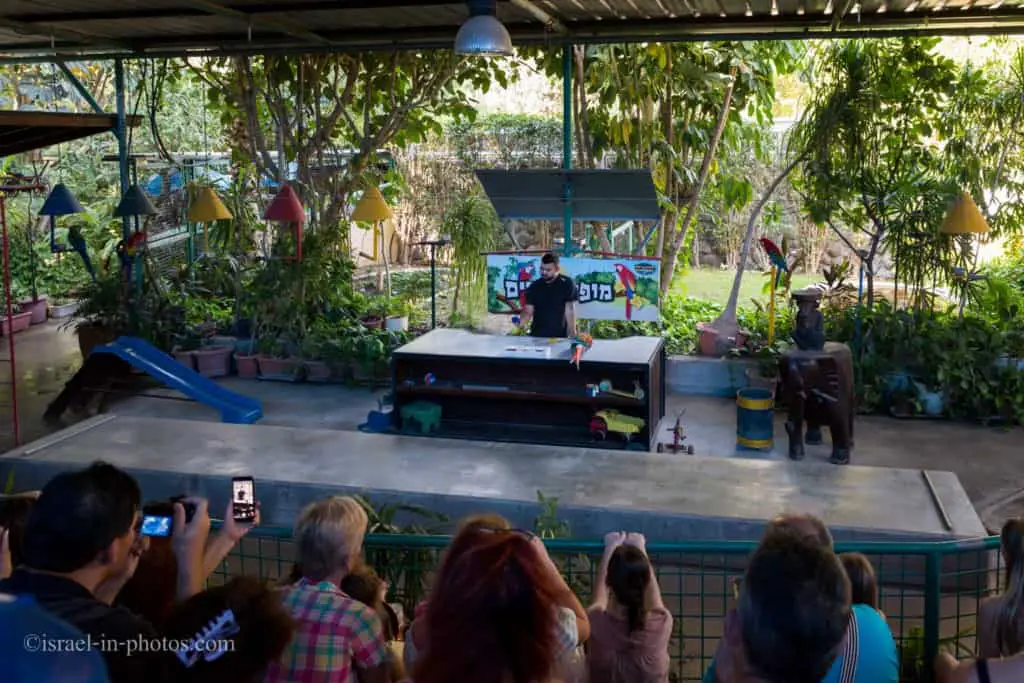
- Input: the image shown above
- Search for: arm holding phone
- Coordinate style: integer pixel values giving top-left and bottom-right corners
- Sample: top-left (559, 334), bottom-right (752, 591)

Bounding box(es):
top-left (202, 500), bottom-right (261, 576)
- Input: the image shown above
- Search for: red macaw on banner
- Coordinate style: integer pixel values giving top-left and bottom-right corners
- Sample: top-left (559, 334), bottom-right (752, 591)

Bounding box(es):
top-left (759, 237), bottom-right (788, 288)
top-left (614, 263), bottom-right (637, 320)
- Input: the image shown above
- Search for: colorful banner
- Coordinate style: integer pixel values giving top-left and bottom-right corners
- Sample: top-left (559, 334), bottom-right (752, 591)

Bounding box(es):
top-left (485, 253), bottom-right (661, 322)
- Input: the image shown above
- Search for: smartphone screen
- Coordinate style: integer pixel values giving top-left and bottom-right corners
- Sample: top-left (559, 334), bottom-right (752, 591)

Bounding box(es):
top-left (141, 514), bottom-right (172, 537)
top-left (232, 477), bottom-right (256, 522)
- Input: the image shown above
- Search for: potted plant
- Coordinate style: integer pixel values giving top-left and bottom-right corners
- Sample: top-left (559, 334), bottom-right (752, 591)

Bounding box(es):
top-left (49, 297), bottom-right (82, 319)
top-left (301, 334), bottom-right (332, 383)
top-left (352, 332), bottom-right (387, 385)
top-left (385, 298), bottom-right (413, 332)
top-left (19, 222), bottom-right (48, 325)
top-left (0, 303), bottom-right (33, 336)
top-left (172, 332), bottom-right (202, 370)
top-left (193, 342), bottom-right (234, 378)
top-left (257, 337), bottom-right (302, 381)
top-left (744, 344), bottom-right (781, 394)
top-left (64, 276), bottom-right (128, 358)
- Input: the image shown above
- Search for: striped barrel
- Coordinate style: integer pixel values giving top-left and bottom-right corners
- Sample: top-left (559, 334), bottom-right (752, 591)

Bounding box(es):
top-left (736, 388), bottom-right (774, 451)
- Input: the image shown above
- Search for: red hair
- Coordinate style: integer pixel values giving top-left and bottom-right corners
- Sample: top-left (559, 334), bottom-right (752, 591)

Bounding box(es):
top-left (117, 536), bottom-right (177, 626)
top-left (413, 529), bottom-right (561, 683)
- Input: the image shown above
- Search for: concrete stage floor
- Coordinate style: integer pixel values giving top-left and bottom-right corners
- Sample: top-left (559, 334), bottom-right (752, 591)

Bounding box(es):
top-left (3, 413), bottom-right (986, 543)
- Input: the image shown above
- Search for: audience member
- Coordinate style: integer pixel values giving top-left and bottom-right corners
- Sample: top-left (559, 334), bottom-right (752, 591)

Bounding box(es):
top-left (0, 490), bottom-right (38, 579)
top-left (409, 524), bottom-right (572, 683)
top-left (704, 513), bottom-right (898, 683)
top-left (118, 499), bottom-right (260, 627)
top-left (162, 577), bottom-right (294, 683)
top-left (976, 518), bottom-right (1024, 657)
top-left (935, 651), bottom-right (1024, 683)
top-left (263, 495), bottom-right (390, 683)
top-left (342, 563), bottom-right (406, 682)
top-left (0, 591), bottom-right (110, 683)
top-left (587, 531), bottom-right (672, 683)
top-left (0, 462), bottom-right (211, 683)
top-left (735, 532), bottom-right (850, 683)
top-left (839, 552), bottom-right (880, 611)
top-left (404, 514), bottom-right (590, 679)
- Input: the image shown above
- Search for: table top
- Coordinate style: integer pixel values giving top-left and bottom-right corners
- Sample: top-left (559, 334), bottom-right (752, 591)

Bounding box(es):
top-left (394, 329), bottom-right (664, 366)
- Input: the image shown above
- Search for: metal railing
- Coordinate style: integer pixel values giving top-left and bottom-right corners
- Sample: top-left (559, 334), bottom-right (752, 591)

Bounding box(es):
top-left (211, 528), bottom-right (1002, 683)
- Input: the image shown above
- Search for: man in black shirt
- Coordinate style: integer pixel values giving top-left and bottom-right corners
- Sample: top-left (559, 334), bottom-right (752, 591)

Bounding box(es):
top-left (521, 252), bottom-right (578, 338)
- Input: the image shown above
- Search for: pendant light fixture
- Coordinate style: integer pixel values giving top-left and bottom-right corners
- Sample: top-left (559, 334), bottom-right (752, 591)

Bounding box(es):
top-left (38, 183), bottom-right (84, 217)
top-left (939, 191), bottom-right (990, 235)
top-left (114, 184), bottom-right (157, 218)
top-left (188, 185), bottom-right (233, 253)
top-left (352, 185), bottom-right (393, 261)
top-left (263, 183), bottom-right (305, 261)
top-left (455, 0), bottom-right (512, 57)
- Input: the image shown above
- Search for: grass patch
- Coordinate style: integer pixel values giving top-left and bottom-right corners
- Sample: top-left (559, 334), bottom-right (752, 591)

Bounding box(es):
top-left (674, 268), bottom-right (818, 305)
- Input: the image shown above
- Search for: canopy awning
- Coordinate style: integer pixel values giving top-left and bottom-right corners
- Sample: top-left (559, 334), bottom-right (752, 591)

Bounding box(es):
top-left (474, 168), bottom-right (660, 222)
top-left (0, 111), bottom-right (139, 157)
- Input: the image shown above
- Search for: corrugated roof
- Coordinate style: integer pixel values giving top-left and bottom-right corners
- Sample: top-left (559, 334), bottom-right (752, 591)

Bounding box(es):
top-left (475, 169), bottom-right (661, 221)
top-left (1, 0), bottom-right (1023, 62)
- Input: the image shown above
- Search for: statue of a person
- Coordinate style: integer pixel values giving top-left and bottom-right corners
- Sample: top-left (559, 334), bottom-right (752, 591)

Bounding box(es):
top-left (791, 289), bottom-right (825, 351)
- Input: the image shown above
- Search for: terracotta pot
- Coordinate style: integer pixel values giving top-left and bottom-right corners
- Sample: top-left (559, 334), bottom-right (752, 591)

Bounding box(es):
top-left (235, 353), bottom-right (259, 379)
top-left (0, 312), bottom-right (32, 336)
top-left (304, 360), bottom-right (332, 383)
top-left (193, 346), bottom-right (233, 378)
top-left (258, 355), bottom-right (302, 380)
top-left (19, 298), bottom-right (48, 325)
top-left (76, 323), bottom-right (117, 358)
top-left (173, 350), bottom-right (196, 370)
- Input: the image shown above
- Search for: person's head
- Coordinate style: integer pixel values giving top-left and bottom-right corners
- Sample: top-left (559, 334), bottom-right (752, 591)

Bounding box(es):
top-left (456, 513), bottom-right (512, 534)
top-left (22, 462), bottom-right (143, 589)
top-left (0, 494), bottom-right (37, 569)
top-left (738, 532), bottom-right (851, 683)
top-left (341, 563), bottom-right (400, 640)
top-left (117, 502), bottom-right (178, 626)
top-left (294, 496), bottom-right (368, 583)
top-left (766, 512), bottom-right (833, 550)
top-left (540, 252), bottom-right (559, 281)
top-left (414, 526), bottom-right (562, 683)
top-left (606, 545), bottom-right (651, 634)
top-left (839, 552), bottom-right (879, 609)
top-left (162, 577), bottom-right (294, 683)
top-left (996, 518), bottom-right (1024, 655)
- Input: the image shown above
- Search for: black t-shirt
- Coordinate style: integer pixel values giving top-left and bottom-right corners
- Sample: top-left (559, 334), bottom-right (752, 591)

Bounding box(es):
top-left (0, 568), bottom-right (172, 683)
top-left (525, 274), bottom-right (577, 338)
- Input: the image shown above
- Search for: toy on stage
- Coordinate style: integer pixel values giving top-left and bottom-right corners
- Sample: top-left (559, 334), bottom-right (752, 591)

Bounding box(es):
top-left (569, 333), bottom-right (593, 370)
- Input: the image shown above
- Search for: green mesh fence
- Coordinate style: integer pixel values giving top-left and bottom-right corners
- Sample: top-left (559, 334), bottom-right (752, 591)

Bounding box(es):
top-left (210, 529), bottom-right (1002, 683)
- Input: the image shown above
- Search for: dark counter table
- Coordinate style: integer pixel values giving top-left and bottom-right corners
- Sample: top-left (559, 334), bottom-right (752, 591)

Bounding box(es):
top-left (391, 329), bottom-right (666, 450)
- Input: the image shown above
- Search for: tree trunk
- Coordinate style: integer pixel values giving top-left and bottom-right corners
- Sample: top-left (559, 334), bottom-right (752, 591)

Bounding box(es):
top-left (713, 154), bottom-right (804, 337)
top-left (662, 68), bottom-right (737, 296)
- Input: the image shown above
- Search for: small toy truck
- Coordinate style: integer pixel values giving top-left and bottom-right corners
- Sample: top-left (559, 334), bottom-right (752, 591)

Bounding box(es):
top-left (590, 409), bottom-right (646, 444)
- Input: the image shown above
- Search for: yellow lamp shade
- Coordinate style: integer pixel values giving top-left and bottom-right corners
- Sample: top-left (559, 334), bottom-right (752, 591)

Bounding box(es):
top-left (187, 186), bottom-right (232, 223)
top-left (352, 186), bottom-right (392, 223)
top-left (939, 192), bottom-right (990, 235)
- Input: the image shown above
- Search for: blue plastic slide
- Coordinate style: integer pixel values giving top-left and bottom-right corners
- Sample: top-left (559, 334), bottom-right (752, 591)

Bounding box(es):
top-left (91, 336), bottom-right (263, 424)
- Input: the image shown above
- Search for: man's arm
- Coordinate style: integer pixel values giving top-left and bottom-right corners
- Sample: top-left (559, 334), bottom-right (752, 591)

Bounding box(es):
top-left (520, 282), bottom-right (535, 332)
top-left (564, 280), bottom-right (578, 337)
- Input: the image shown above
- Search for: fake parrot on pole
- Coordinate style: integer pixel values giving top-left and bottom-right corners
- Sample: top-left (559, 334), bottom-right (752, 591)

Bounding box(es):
top-left (67, 225), bottom-right (96, 283)
top-left (569, 332), bottom-right (593, 370)
top-left (759, 237), bottom-right (788, 289)
top-left (516, 260), bottom-right (535, 312)
top-left (614, 263), bottom-right (637, 320)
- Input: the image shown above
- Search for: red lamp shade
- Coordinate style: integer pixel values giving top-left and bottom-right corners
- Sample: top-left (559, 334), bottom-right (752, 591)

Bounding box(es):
top-left (264, 184), bottom-right (305, 223)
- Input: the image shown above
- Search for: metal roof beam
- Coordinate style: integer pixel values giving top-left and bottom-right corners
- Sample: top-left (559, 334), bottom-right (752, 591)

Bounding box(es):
top-left (0, 14), bottom-right (129, 51)
top-left (170, 0), bottom-right (347, 45)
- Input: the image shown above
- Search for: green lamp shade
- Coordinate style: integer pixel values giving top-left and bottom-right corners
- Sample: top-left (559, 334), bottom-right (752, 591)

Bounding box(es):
top-left (38, 183), bottom-right (84, 217)
top-left (264, 184), bottom-right (305, 223)
top-left (187, 186), bottom-right (232, 222)
top-left (114, 184), bottom-right (157, 217)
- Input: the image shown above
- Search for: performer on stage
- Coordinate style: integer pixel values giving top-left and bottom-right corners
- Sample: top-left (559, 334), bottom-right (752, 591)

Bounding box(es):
top-left (519, 252), bottom-right (578, 338)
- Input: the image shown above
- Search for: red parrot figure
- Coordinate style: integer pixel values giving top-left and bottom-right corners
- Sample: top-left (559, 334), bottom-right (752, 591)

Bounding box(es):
top-left (614, 263), bottom-right (638, 320)
top-left (516, 260), bottom-right (535, 311)
top-left (759, 237), bottom-right (788, 289)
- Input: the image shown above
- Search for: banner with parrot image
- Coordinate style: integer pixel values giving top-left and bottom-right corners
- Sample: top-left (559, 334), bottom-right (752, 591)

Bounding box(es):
top-left (485, 253), bottom-right (661, 322)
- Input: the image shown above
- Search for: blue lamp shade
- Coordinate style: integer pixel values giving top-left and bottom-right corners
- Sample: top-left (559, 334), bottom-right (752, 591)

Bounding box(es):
top-left (38, 183), bottom-right (84, 217)
top-left (114, 184), bottom-right (157, 217)
top-left (455, 0), bottom-right (512, 58)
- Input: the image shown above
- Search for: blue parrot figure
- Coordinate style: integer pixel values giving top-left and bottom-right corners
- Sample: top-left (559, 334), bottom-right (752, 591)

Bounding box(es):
top-left (67, 226), bottom-right (96, 283)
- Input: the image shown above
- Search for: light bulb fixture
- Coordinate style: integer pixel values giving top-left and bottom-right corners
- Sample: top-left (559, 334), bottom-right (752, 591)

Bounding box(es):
top-left (187, 185), bottom-right (233, 223)
top-left (38, 183), bottom-right (84, 217)
top-left (455, 0), bottom-right (512, 57)
top-left (264, 184), bottom-right (305, 224)
top-left (939, 191), bottom-right (990, 235)
top-left (114, 184), bottom-right (157, 217)
top-left (351, 186), bottom-right (392, 223)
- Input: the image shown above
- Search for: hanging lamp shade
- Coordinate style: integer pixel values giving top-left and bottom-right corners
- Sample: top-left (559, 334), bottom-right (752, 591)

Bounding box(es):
top-left (264, 184), bottom-right (305, 223)
top-left (38, 183), bottom-right (84, 216)
top-left (188, 186), bottom-right (232, 223)
top-left (455, 0), bottom-right (512, 56)
top-left (939, 191), bottom-right (990, 235)
top-left (351, 186), bottom-right (392, 222)
top-left (114, 184), bottom-right (157, 217)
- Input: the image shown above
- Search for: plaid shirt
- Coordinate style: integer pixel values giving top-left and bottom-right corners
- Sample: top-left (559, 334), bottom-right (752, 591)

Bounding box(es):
top-left (263, 577), bottom-right (387, 683)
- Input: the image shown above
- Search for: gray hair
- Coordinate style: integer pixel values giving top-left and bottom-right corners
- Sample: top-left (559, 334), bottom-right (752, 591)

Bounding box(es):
top-left (294, 496), bottom-right (369, 581)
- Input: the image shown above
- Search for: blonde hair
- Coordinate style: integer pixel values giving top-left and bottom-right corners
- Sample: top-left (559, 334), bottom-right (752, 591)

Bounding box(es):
top-left (294, 496), bottom-right (369, 581)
